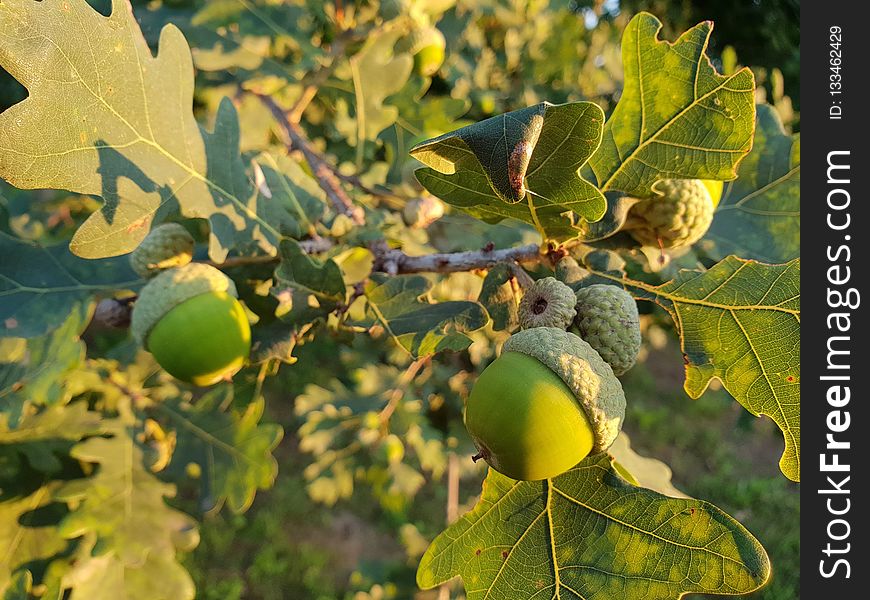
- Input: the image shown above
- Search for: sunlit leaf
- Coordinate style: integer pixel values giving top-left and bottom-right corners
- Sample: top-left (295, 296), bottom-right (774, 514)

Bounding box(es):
top-left (0, 482), bottom-right (67, 596)
top-left (0, 402), bottom-right (101, 473)
top-left (418, 455), bottom-right (770, 599)
top-left (0, 0), bottom-right (288, 260)
top-left (608, 432), bottom-right (687, 499)
top-left (704, 104), bottom-right (800, 262)
top-left (338, 27), bottom-right (413, 146)
top-left (588, 13), bottom-right (756, 196)
top-left (55, 418), bottom-right (198, 598)
top-left (619, 257), bottom-right (800, 481)
top-left (413, 101), bottom-right (606, 242)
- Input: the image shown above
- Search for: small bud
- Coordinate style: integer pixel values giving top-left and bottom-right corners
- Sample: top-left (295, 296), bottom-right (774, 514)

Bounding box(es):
top-left (402, 196), bottom-right (445, 228)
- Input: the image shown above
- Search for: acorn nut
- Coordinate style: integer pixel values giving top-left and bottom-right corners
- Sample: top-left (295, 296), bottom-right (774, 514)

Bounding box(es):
top-left (131, 263), bottom-right (251, 386)
top-left (464, 327), bottom-right (625, 481)
top-left (625, 178), bottom-right (717, 249)
top-left (400, 26), bottom-right (446, 77)
top-left (571, 284), bottom-right (641, 376)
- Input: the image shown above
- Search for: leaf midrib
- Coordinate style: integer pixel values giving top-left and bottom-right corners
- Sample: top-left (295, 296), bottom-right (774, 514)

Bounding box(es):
top-left (600, 69), bottom-right (751, 191)
top-left (593, 270), bottom-right (799, 316)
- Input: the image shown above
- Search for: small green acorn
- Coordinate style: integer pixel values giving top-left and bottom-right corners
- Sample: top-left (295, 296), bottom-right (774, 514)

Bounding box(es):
top-left (400, 26), bottom-right (446, 77)
top-left (571, 284), bottom-right (641, 376)
top-left (129, 223), bottom-right (195, 279)
top-left (464, 327), bottom-right (625, 481)
top-left (131, 263), bottom-right (251, 386)
top-left (624, 179), bottom-right (716, 249)
top-left (517, 277), bottom-right (576, 330)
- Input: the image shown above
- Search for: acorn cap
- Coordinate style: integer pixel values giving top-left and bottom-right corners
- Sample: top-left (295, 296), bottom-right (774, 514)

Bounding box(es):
top-left (518, 277), bottom-right (577, 330)
top-left (503, 327), bottom-right (625, 452)
top-left (130, 223), bottom-right (195, 278)
top-left (131, 263), bottom-right (238, 347)
top-left (572, 284), bottom-right (641, 376)
top-left (625, 178), bottom-right (714, 249)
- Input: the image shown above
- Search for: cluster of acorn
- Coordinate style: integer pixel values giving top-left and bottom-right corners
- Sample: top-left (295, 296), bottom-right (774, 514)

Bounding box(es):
top-left (464, 264), bottom-right (641, 482)
top-left (463, 177), bottom-right (722, 481)
top-left (125, 179), bottom-right (714, 461)
top-left (128, 224), bottom-right (251, 386)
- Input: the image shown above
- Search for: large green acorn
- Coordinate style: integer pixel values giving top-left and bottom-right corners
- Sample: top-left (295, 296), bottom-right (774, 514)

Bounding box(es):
top-left (625, 178), bottom-right (717, 249)
top-left (464, 327), bottom-right (625, 481)
top-left (131, 263), bottom-right (251, 386)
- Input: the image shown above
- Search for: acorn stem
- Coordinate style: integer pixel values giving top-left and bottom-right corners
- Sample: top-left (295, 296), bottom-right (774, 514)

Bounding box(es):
top-left (471, 451), bottom-right (485, 463)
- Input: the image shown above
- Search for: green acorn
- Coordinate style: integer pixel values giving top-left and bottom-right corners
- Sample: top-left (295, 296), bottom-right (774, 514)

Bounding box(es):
top-left (131, 263), bottom-right (251, 386)
top-left (129, 223), bottom-right (195, 279)
top-left (517, 277), bottom-right (577, 330)
top-left (571, 284), bottom-right (641, 376)
top-left (464, 327), bottom-right (625, 481)
top-left (400, 26), bottom-right (446, 77)
top-left (625, 179), bottom-right (716, 249)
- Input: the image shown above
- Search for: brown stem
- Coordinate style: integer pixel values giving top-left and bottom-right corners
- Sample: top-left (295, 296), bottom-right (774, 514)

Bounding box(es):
top-left (378, 358), bottom-right (428, 426)
top-left (286, 36), bottom-right (349, 123)
top-left (258, 94), bottom-right (366, 226)
top-left (202, 238), bottom-right (590, 277)
top-left (376, 243), bottom-right (545, 274)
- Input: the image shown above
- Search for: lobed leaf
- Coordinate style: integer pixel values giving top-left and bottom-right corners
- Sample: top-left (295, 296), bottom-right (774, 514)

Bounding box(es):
top-left (338, 27), bottom-right (414, 147)
top-left (0, 482), bottom-right (67, 595)
top-left (0, 234), bottom-right (137, 338)
top-left (621, 257), bottom-right (800, 481)
top-left (607, 432), bottom-right (687, 499)
top-left (159, 389), bottom-right (283, 514)
top-left (54, 418), bottom-right (198, 598)
top-left (418, 455), bottom-right (770, 599)
top-left (0, 306), bottom-right (89, 426)
top-left (273, 238), bottom-right (346, 325)
top-left (0, 402), bottom-right (101, 474)
top-left (704, 104), bottom-right (800, 263)
top-left (364, 274), bottom-right (488, 358)
top-left (412, 101), bottom-right (606, 242)
top-left (0, 0), bottom-right (295, 260)
top-left (587, 13), bottom-right (756, 196)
